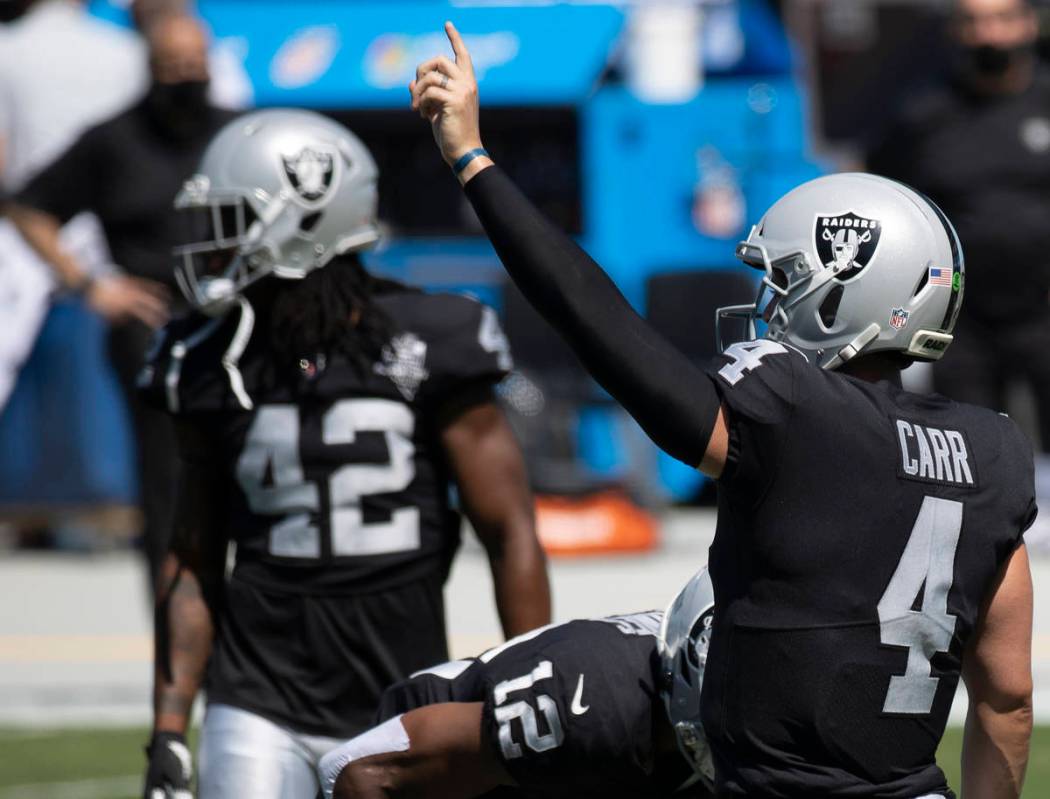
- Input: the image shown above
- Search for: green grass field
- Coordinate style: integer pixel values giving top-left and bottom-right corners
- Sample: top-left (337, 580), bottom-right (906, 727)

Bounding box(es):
top-left (0, 726), bottom-right (1047, 798)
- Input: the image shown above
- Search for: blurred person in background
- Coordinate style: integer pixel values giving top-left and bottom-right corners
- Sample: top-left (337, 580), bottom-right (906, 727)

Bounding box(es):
top-left (138, 109), bottom-right (549, 799)
top-left (0, 0), bottom-right (147, 410)
top-left (4, 12), bottom-right (236, 586)
top-left (132, 0), bottom-right (254, 111)
top-left (868, 0), bottom-right (1050, 449)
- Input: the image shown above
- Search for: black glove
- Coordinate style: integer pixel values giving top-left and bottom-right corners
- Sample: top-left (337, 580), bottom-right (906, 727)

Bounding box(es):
top-left (143, 731), bottom-right (194, 799)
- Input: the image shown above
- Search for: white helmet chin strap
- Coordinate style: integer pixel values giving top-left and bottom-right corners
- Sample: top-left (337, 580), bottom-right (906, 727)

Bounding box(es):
top-left (221, 297), bottom-right (255, 410)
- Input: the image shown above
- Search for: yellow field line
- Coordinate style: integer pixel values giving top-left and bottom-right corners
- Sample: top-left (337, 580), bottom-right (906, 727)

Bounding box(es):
top-left (0, 635), bottom-right (150, 663)
top-left (2, 633), bottom-right (1049, 664)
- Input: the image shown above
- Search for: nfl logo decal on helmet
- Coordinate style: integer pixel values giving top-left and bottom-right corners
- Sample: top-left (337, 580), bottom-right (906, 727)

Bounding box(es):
top-left (815, 212), bottom-right (882, 281)
top-left (889, 307), bottom-right (909, 330)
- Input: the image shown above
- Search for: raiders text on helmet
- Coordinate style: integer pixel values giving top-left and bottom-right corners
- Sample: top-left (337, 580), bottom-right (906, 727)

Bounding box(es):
top-left (717, 173), bottom-right (964, 370)
top-left (173, 109), bottom-right (380, 315)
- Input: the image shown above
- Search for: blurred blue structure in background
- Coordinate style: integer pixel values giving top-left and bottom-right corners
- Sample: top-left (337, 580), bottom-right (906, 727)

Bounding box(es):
top-left (2, 0), bottom-right (821, 511)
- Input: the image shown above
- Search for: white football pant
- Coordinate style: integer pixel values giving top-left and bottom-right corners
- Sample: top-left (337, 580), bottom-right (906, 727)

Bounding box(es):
top-left (198, 703), bottom-right (345, 799)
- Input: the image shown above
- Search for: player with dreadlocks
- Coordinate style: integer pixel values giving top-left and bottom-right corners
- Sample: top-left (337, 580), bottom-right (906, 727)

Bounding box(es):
top-left (138, 109), bottom-right (550, 799)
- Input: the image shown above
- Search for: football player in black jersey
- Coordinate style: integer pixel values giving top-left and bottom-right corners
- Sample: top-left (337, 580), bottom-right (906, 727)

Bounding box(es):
top-left (319, 569), bottom-right (717, 799)
top-left (363, 23), bottom-right (1031, 799)
top-left (138, 109), bottom-right (550, 799)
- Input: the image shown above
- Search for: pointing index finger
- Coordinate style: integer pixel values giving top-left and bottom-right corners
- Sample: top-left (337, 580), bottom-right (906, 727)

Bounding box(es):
top-left (445, 21), bottom-right (474, 75)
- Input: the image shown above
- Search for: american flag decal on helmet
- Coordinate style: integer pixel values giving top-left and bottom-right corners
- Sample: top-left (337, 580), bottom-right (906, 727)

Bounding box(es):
top-left (928, 267), bottom-right (953, 287)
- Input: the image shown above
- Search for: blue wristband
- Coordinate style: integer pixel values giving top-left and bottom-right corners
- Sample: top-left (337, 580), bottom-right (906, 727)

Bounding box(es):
top-left (452, 148), bottom-right (489, 176)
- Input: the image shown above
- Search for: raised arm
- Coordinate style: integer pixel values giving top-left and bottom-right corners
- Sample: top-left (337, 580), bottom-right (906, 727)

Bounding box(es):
top-left (441, 396), bottom-right (551, 636)
top-left (960, 542), bottom-right (1033, 799)
top-left (410, 23), bottom-right (728, 476)
top-left (144, 420), bottom-right (231, 797)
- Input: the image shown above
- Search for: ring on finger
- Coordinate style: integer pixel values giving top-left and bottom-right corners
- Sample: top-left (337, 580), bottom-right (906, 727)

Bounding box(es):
top-left (440, 73), bottom-right (450, 90)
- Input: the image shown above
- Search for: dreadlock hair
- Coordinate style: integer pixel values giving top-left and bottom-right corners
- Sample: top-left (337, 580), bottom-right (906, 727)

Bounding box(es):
top-left (249, 253), bottom-right (406, 379)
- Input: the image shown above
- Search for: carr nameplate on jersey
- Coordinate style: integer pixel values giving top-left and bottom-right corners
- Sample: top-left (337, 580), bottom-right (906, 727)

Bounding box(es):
top-left (895, 419), bottom-right (978, 489)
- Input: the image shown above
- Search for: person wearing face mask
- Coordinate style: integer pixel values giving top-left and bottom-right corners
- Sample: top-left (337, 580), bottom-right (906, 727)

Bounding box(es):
top-left (868, 0), bottom-right (1050, 451)
top-left (4, 11), bottom-right (237, 590)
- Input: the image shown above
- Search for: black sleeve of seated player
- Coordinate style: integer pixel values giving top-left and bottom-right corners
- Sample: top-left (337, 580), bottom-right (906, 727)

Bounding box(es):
top-left (463, 166), bottom-right (719, 467)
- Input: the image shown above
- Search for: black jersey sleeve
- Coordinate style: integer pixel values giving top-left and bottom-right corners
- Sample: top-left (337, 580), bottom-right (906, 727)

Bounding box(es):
top-left (136, 310), bottom-right (246, 416)
top-left (999, 416), bottom-right (1039, 548)
top-left (416, 294), bottom-right (513, 404)
top-left (374, 659), bottom-right (482, 722)
top-left (473, 617), bottom-right (664, 799)
top-left (463, 166), bottom-right (720, 467)
top-left (705, 340), bottom-right (806, 488)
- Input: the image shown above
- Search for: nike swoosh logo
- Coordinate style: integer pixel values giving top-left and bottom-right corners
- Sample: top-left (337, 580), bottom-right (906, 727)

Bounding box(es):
top-left (571, 673), bottom-right (589, 715)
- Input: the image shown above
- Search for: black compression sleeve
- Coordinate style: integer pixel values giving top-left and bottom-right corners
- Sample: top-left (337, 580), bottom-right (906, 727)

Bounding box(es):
top-left (463, 165), bottom-right (720, 467)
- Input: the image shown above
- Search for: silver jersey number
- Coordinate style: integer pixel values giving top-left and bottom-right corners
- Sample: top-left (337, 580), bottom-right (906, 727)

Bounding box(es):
top-left (492, 660), bottom-right (565, 759)
top-left (717, 340), bottom-right (788, 386)
top-left (236, 398), bottom-right (419, 559)
top-left (877, 495), bottom-right (963, 714)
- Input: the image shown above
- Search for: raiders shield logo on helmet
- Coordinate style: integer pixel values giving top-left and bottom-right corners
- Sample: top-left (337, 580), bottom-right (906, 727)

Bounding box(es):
top-left (282, 147), bottom-right (336, 204)
top-left (815, 212), bottom-right (882, 282)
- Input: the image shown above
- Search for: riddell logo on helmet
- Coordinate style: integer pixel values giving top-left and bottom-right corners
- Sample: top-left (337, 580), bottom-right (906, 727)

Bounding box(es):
top-left (815, 212), bottom-right (882, 283)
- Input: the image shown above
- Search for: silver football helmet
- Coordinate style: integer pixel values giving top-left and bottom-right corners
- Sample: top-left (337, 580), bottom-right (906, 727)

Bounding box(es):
top-left (717, 173), bottom-right (964, 369)
top-left (173, 108), bottom-right (380, 315)
top-left (658, 567), bottom-right (716, 790)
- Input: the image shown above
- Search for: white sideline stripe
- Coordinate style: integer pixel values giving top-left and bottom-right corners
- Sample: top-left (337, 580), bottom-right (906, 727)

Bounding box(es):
top-left (0, 775), bottom-right (140, 799)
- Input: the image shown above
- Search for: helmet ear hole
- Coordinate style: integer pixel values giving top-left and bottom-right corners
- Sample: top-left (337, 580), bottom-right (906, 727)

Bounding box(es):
top-left (300, 211), bottom-right (323, 232)
top-left (912, 267), bottom-right (930, 297)
top-left (818, 285), bottom-right (844, 329)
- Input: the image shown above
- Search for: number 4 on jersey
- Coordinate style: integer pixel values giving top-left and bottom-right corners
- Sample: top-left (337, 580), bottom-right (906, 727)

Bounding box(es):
top-left (718, 340), bottom-right (788, 386)
top-left (878, 496), bottom-right (962, 715)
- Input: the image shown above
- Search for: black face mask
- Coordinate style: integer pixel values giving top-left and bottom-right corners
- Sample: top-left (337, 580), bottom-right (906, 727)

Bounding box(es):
top-left (145, 79), bottom-right (211, 139)
top-left (964, 42), bottom-right (1033, 77)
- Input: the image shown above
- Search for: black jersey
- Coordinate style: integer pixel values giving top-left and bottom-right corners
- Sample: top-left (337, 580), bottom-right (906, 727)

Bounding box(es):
top-left (379, 613), bottom-right (705, 799)
top-left (140, 283), bottom-right (512, 736)
top-left (702, 340), bottom-right (1036, 798)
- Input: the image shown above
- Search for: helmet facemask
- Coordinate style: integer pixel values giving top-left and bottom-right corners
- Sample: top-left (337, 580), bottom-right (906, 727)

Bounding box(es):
top-left (716, 237), bottom-right (827, 354)
top-left (172, 110), bottom-right (383, 317)
top-left (173, 186), bottom-right (279, 317)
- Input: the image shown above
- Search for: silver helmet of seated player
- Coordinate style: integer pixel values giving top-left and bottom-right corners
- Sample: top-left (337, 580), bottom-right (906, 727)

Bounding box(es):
top-left (717, 173), bottom-right (964, 370)
top-left (173, 108), bottom-right (380, 315)
top-left (658, 567), bottom-right (716, 790)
